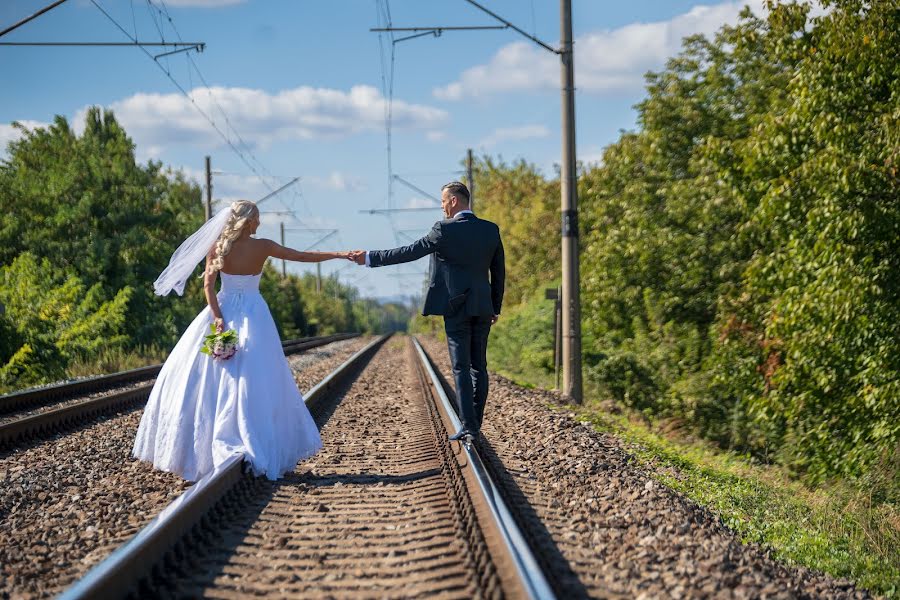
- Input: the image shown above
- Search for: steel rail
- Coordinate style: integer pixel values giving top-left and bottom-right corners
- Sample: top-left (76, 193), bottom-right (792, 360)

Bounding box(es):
top-left (59, 333), bottom-right (391, 600)
top-left (411, 337), bottom-right (556, 600)
top-left (0, 333), bottom-right (359, 448)
top-left (0, 384), bottom-right (153, 449)
top-left (0, 334), bottom-right (352, 415)
top-left (0, 364), bottom-right (161, 415)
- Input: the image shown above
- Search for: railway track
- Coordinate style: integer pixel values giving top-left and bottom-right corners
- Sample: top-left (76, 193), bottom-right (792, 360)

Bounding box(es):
top-left (60, 335), bottom-right (556, 599)
top-left (0, 333), bottom-right (358, 450)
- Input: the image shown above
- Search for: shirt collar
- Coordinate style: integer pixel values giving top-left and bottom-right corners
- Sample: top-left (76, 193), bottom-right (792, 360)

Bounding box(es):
top-left (456, 210), bottom-right (475, 217)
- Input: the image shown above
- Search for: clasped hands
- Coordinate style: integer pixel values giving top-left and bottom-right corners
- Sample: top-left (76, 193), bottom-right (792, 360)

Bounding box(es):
top-left (345, 250), bottom-right (366, 266)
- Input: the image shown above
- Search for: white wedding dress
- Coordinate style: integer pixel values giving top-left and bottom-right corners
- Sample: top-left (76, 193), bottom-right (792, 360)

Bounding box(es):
top-left (133, 272), bottom-right (322, 481)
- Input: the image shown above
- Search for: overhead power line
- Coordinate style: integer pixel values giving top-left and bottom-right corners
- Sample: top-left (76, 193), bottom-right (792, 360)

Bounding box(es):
top-left (0, 40), bottom-right (204, 58)
top-left (0, 41), bottom-right (201, 46)
top-left (370, 24), bottom-right (507, 43)
top-left (145, 0), bottom-right (284, 198)
top-left (90, 0), bottom-right (265, 186)
top-left (360, 207), bottom-right (440, 215)
top-left (256, 177), bottom-right (301, 207)
top-left (368, 1), bottom-right (583, 399)
top-left (88, 0), bottom-right (305, 223)
top-left (0, 0), bottom-right (70, 39)
top-left (393, 174), bottom-right (440, 205)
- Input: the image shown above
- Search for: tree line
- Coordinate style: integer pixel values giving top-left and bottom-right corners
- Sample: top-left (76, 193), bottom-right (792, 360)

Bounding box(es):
top-left (0, 108), bottom-right (411, 393)
top-left (470, 0), bottom-right (898, 485)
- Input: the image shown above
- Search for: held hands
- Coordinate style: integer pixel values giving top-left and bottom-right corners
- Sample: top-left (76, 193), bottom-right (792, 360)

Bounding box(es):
top-left (346, 250), bottom-right (366, 265)
top-left (213, 317), bottom-right (225, 333)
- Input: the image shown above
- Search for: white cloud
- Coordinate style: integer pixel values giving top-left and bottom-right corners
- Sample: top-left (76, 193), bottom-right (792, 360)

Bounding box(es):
top-left (479, 124), bottom-right (550, 148)
top-left (74, 84), bottom-right (447, 154)
top-left (162, 0), bottom-right (246, 6)
top-left (434, 0), bottom-right (767, 100)
top-left (307, 171), bottom-right (367, 192)
top-left (426, 131), bottom-right (447, 142)
top-left (0, 120), bottom-right (49, 155)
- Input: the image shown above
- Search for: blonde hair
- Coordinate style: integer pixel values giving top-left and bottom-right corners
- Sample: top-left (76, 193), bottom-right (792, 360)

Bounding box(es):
top-left (208, 200), bottom-right (259, 274)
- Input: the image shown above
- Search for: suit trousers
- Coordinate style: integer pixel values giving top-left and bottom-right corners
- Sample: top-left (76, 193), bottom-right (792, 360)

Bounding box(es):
top-left (444, 313), bottom-right (492, 433)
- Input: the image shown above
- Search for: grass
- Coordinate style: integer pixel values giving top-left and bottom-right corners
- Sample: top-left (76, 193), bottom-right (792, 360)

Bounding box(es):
top-left (497, 372), bottom-right (898, 598)
top-left (65, 345), bottom-right (168, 379)
top-left (0, 346), bottom-right (170, 395)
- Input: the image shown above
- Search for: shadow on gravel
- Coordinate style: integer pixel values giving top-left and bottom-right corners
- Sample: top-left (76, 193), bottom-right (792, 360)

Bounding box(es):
top-left (475, 435), bottom-right (592, 600)
top-left (420, 349), bottom-right (591, 600)
top-left (298, 468), bottom-right (442, 487)
top-left (145, 477), bottom-right (277, 598)
top-left (147, 346), bottom-right (386, 597)
top-left (306, 349), bottom-right (376, 430)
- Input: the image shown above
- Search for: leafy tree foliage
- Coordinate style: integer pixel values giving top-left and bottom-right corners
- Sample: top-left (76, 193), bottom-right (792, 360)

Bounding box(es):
top-left (716, 0), bottom-right (900, 477)
top-left (479, 0), bottom-right (899, 482)
top-left (0, 108), bottom-right (206, 346)
top-left (0, 253), bottom-right (131, 387)
top-left (0, 109), bottom-right (411, 393)
top-left (472, 157), bottom-right (560, 307)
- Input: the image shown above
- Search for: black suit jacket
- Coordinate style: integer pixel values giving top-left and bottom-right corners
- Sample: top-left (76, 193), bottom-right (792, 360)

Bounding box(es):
top-left (368, 212), bottom-right (505, 317)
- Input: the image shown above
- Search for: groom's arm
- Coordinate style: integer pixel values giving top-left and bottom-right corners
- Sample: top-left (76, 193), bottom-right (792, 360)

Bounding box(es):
top-left (367, 223), bottom-right (442, 267)
top-left (490, 234), bottom-right (505, 316)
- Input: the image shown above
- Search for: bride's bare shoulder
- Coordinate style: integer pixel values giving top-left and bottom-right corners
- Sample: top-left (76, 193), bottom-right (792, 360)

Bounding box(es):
top-left (252, 238), bottom-right (277, 250)
top-left (248, 238), bottom-right (282, 257)
top-left (228, 237), bottom-right (274, 258)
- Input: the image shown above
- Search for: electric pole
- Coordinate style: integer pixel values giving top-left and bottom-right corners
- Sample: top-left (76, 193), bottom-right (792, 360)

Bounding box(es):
top-left (204, 156), bottom-right (213, 221)
top-left (370, 0), bottom-right (583, 402)
top-left (560, 0), bottom-right (582, 402)
top-left (466, 148), bottom-right (475, 210)
top-left (280, 221), bottom-right (286, 277)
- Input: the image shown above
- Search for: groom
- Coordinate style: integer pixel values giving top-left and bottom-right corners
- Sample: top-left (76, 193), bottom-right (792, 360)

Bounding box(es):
top-left (350, 182), bottom-right (505, 441)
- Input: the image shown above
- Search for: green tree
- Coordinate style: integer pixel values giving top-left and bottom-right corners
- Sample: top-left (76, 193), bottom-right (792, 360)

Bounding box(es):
top-left (579, 4), bottom-right (806, 440)
top-left (476, 0), bottom-right (899, 482)
top-left (715, 0), bottom-right (900, 478)
top-left (472, 156), bottom-right (559, 307)
top-left (0, 108), bottom-right (206, 347)
top-left (0, 253), bottom-right (131, 389)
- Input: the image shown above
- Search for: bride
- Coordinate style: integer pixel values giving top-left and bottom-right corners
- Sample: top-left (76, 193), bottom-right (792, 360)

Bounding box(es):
top-left (133, 200), bottom-right (349, 481)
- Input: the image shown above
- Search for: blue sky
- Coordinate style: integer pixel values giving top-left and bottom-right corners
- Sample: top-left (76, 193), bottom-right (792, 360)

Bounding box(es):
top-left (2, 0), bottom-right (767, 300)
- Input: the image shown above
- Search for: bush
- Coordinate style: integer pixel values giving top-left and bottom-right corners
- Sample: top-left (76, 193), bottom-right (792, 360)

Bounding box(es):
top-left (587, 350), bottom-right (660, 413)
top-left (0, 253), bottom-right (132, 391)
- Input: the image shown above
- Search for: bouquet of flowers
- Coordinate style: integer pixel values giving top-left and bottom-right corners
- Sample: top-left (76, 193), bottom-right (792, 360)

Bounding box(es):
top-left (200, 324), bottom-right (238, 361)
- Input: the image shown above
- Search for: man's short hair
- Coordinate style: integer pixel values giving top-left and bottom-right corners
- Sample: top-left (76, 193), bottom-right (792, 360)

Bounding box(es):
top-left (442, 181), bottom-right (470, 205)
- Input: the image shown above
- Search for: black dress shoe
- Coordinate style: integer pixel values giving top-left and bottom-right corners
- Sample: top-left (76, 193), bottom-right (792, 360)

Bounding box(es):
top-left (449, 429), bottom-right (475, 442)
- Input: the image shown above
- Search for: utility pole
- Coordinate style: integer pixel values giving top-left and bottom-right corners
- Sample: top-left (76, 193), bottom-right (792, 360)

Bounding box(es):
top-left (560, 0), bottom-right (582, 402)
top-left (466, 148), bottom-right (475, 210)
top-left (280, 222), bottom-right (286, 277)
top-left (371, 0), bottom-right (583, 401)
top-left (204, 156), bottom-right (213, 221)
top-left (317, 264), bottom-right (322, 294)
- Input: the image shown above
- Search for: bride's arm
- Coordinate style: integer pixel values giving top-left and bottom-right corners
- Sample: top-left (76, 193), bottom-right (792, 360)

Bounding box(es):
top-left (262, 240), bottom-right (349, 263)
top-left (203, 249), bottom-right (225, 331)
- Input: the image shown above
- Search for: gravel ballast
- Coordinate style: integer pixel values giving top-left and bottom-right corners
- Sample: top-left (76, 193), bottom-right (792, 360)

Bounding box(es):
top-left (418, 336), bottom-right (868, 599)
top-left (0, 381), bottom-right (152, 428)
top-left (287, 336), bottom-right (372, 393)
top-left (0, 336), bottom-right (373, 599)
top-left (160, 338), bottom-right (489, 598)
